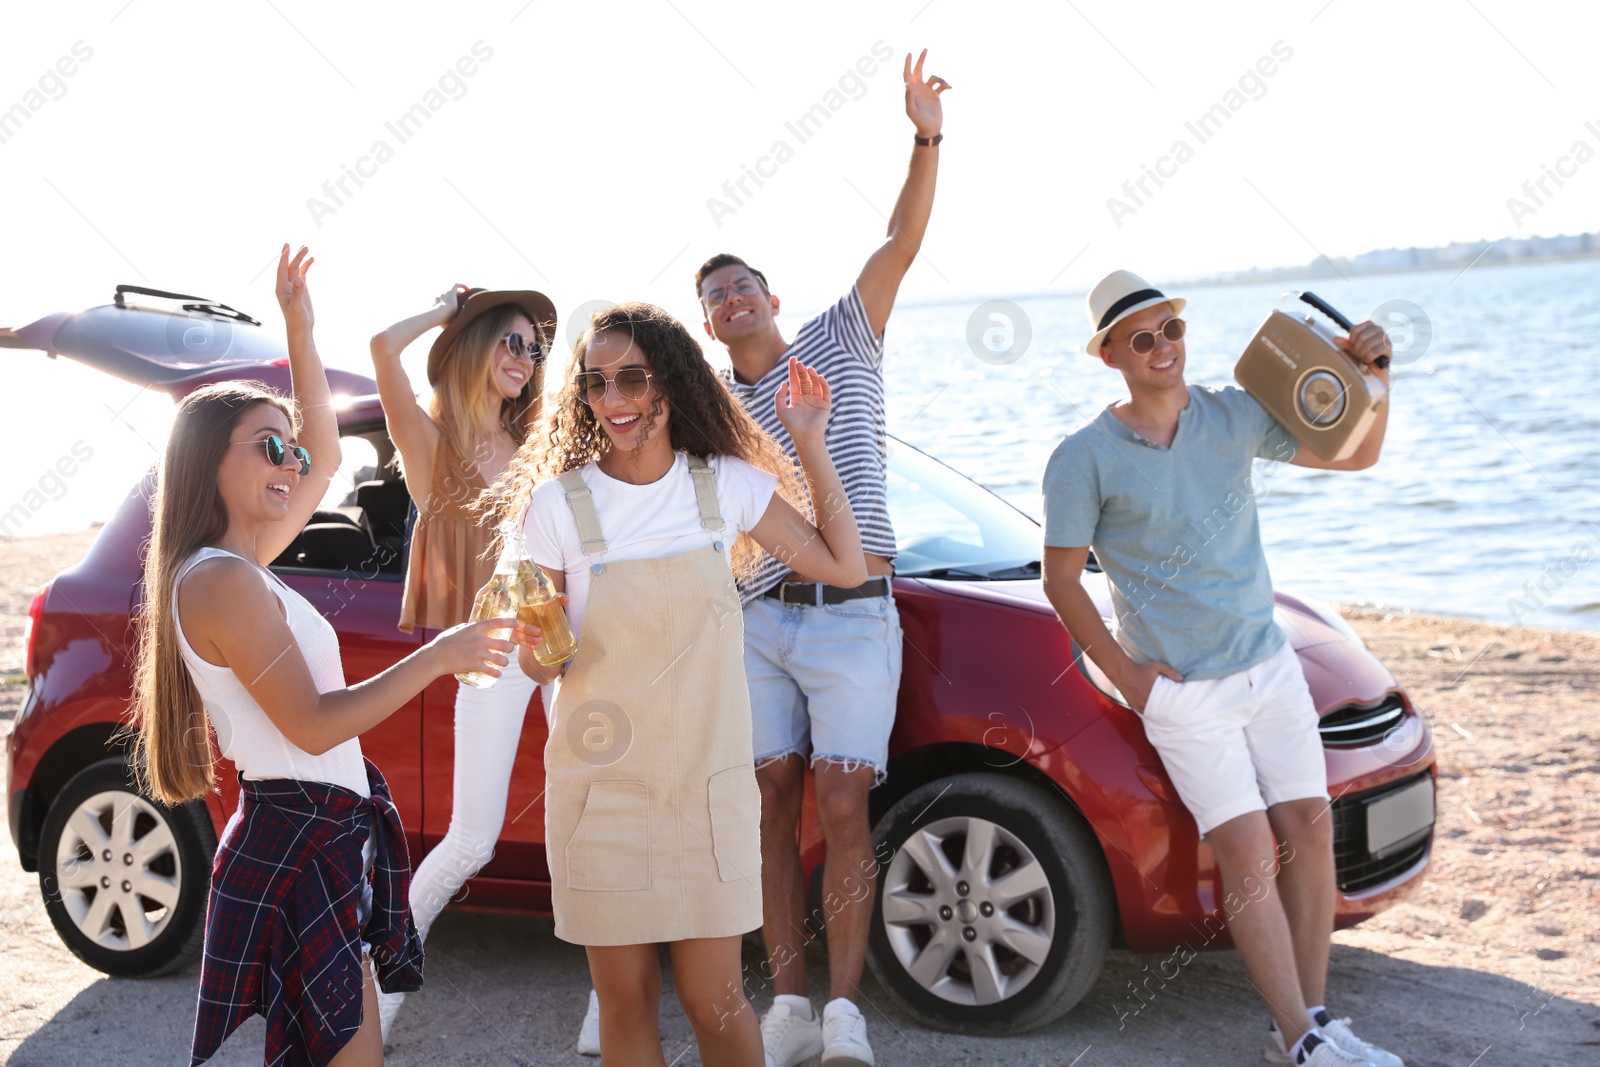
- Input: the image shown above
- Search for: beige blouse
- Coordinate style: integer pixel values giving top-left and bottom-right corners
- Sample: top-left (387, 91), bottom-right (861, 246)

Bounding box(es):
top-left (398, 433), bottom-right (497, 634)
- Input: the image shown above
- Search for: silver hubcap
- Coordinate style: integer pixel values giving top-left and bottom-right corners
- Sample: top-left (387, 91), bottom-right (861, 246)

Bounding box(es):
top-left (881, 815), bottom-right (1055, 1006)
top-left (54, 790), bottom-right (182, 951)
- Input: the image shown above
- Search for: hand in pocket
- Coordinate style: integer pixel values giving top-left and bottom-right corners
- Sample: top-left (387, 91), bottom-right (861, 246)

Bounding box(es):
top-left (1123, 661), bottom-right (1184, 714)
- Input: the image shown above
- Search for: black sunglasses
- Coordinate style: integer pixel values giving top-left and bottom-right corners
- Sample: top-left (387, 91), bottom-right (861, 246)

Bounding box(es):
top-left (575, 368), bottom-right (653, 404)
top-left (501, 332), bottom-right (545, 364)
top-left (233, 434), bottom-right (311, 476)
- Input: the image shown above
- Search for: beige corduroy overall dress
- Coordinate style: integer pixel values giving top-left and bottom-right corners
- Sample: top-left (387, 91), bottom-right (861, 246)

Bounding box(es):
top-left (545, 455), bottom-right (764, 945)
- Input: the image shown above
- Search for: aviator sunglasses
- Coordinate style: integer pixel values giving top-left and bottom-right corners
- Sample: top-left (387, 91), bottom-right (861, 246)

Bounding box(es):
top-left (232, 434), bottom-right (311, 476)
top-left (701, 277), bottom-right (762, 309)
top-left (574, 368), bottom-right (653, 405)
top-left (1115, 316), bottom-right (1186, 355)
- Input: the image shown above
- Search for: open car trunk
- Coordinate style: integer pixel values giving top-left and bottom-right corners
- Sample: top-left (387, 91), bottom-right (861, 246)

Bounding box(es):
top-left (1, 284), bottom-right (374, 396)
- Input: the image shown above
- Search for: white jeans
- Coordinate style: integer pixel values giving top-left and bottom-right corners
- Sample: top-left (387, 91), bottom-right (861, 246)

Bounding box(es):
top-left (408, 660), bottom-right (541, 942)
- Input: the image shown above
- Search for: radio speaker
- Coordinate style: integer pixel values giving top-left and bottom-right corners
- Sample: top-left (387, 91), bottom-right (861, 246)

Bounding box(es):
top-left (1235, 292), bottom-right (1389, 462)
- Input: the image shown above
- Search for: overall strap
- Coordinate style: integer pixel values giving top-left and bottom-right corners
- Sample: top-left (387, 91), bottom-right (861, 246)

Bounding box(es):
top-left (559, 469), bottom-right (608, 556)
top-left (685, 454), bottom-right (723, 534)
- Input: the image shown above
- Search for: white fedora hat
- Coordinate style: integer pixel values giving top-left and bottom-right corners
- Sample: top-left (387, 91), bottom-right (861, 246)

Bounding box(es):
top-left (1085, 270), bottom-right (1186, 355)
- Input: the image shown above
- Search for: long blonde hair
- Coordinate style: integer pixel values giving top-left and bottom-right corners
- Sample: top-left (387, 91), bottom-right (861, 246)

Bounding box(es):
top-left (493, 302), bottom-right (809, 580)
top-left (131, 383), bottom-right (297, 805)
top-left (427, 304), bottom-right (548, 481)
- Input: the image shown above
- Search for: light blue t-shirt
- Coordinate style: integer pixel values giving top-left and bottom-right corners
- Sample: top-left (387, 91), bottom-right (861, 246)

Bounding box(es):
top-left (1042, 385), bottom-right (1299, 680)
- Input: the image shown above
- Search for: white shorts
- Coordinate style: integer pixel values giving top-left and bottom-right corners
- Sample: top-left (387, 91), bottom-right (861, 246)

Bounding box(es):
top-left (1139, 641), bottom-right (1329, 836)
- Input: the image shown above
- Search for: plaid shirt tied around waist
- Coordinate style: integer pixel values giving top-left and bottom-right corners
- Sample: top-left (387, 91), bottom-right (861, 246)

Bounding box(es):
top-left (191, 758), bottom-right (423, 1066)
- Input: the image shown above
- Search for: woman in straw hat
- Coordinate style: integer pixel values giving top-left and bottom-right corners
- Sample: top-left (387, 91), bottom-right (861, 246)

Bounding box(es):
top-left (366, 283), bottom-right (557, 1039)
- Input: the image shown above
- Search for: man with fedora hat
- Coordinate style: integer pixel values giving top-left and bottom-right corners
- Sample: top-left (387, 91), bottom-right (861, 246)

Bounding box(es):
top-left (1039, 270), bottom-right (1401, 1067)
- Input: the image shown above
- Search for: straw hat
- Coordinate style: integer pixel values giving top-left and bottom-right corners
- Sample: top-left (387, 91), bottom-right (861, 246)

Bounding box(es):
top-left (1084, 270), bottom-right (1186, 355)
top-left (427, 288), bottom-right (558, 385)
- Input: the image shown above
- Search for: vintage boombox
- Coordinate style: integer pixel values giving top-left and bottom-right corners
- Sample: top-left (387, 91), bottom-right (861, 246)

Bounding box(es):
top-left (1235, 292), bottom-right (1389, 462)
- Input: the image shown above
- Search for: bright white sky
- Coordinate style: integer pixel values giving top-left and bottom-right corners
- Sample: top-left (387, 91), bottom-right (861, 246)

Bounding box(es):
top-left (1, 0), bottom-right (1596, 531)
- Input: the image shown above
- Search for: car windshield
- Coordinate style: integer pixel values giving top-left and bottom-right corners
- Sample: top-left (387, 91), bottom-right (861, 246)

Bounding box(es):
top-left (886, 438), bottom-right (1042, 580)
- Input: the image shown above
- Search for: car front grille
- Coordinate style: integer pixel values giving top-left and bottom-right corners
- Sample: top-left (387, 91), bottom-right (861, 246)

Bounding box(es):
top-left (1331, 771), bottom-right (1433, 894)
top-left (1319, 694), bottom-right (1407, 747)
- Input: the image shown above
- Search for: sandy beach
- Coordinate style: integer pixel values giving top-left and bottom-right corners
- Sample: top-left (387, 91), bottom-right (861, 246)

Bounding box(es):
top-left (2, 528), bottom-right (1596, 1065)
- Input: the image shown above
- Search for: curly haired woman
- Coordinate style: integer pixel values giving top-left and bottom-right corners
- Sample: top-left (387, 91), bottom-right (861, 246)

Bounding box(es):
top-left (497, 303), bottom-right (865, 1066)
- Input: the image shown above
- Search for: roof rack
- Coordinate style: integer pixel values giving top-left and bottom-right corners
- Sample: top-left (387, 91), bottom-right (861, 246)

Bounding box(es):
top-left (113, 284), bottom-right (262, 327)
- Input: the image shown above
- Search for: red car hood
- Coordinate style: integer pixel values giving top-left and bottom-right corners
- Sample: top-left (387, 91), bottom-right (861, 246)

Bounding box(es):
top-left (915, 573), bottom-right (1361, 653)
top-left (912, 573), bottom-right (1400, 710)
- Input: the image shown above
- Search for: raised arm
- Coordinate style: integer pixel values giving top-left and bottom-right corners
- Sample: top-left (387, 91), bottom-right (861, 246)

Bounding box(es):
top-left (369, 286), bottom-right (463, 503)
top-left (180, 556), bottom-right (515, 755)
top-left (855, 49), bottom-right (951, 337)
top-left (259, 245), bottom-right (341, 565)
top-left (749, 359), bottom-right (867, 588)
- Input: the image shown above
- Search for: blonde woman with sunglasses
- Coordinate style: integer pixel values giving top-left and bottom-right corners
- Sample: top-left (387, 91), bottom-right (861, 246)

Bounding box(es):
top-left (366, 283), bottom-right (558, 1038)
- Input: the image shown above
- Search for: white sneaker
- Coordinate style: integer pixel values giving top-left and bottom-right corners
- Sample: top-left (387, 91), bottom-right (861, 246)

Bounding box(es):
top-left (1272, 1030), bottom-right (1378, 1067)
top-left (820, 1001), bottom-right (874, 1067)
top-left (1321, 1018), bottom-right (1403, 1067)
top-left (376, 989), bottom-right (404, 1045)
top-left (576, 988), bottom-right (601, 1057)
top-left (1267, 1020), bottom-right (1400, 1067)
top-left (761, 1000), bottom-right (823, 1067)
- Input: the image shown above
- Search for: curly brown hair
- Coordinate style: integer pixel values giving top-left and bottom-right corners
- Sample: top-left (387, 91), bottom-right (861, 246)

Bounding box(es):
top-left (492, 302), bottom-right (809, 580)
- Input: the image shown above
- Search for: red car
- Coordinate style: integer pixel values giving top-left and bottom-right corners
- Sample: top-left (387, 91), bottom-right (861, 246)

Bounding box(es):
top-left (4, 287), bottom-right (1436, 1034)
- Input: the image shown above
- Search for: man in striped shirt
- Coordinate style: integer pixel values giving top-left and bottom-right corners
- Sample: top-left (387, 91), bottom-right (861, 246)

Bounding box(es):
top-left (694, 49), bottom-right (950, 1067)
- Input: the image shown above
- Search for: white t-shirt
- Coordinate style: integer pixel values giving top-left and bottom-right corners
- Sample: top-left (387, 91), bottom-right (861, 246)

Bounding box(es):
top-left (522, 452), bottom-right (780, 639)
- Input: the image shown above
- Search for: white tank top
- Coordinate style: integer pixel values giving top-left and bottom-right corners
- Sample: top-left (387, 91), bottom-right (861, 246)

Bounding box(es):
top-left (173, 547), bottom-right (370, 797)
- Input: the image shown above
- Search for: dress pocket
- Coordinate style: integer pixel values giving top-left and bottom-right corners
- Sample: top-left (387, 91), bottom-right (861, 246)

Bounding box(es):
top-left (565, 780), bottom-right (651, 892)
top-left (707, 766), bottom-right (762, 884)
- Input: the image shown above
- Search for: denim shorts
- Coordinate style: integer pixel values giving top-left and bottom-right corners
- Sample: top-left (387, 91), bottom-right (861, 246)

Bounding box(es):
top-left (743, 590), bottom-right (902, 782)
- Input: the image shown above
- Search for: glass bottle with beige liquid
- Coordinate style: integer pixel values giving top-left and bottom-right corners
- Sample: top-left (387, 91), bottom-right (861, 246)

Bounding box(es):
top-left (455, 521), bottom-right (578, 688)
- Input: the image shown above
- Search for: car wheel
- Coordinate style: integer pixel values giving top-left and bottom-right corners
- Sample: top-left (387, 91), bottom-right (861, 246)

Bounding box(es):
top-left (866, 773), bottom-right (1114, 1035)
top-left (37, 758), bottom-right (216, 977)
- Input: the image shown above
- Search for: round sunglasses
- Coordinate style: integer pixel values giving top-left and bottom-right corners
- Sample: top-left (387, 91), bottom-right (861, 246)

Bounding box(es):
top-left (231, 434), bottom-right (311, 476)
top-left (501, 332), bottom-right (545, 364)
top-left (1114, 316), bottom-right (1186, 355)
top-left (574, 368), bottom-right (653, 405)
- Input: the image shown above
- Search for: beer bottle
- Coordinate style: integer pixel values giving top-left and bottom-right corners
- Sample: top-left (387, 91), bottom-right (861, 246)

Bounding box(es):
top-left (510, 529), bottom-right (578, 668)
top-left (455, 521), bottom-right (577, 689)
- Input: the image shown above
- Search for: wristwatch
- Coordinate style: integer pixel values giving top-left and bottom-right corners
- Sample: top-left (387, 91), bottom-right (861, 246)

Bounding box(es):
top-left (914, 132), bottom-right (943, 147)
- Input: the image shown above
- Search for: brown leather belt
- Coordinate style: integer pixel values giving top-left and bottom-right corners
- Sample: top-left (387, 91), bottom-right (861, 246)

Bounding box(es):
top-left (762, 575), bottom-right (891, 607)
